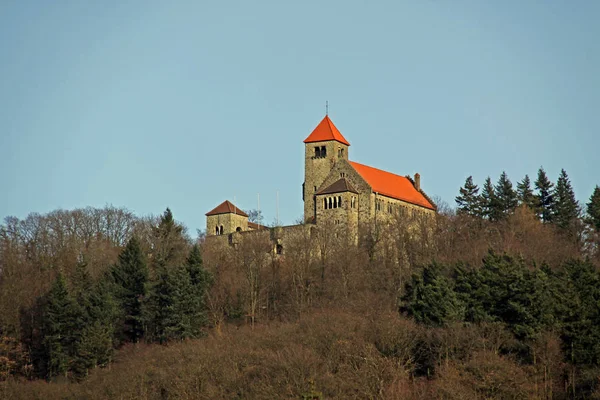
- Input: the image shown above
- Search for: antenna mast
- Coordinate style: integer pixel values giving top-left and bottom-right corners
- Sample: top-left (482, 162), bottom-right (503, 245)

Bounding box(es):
top-left (326, 100), bottom-right (329, 116)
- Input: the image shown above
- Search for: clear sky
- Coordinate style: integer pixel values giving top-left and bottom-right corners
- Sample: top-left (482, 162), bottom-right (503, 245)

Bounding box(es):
top-left (1, 1), bottom-right (599, 234)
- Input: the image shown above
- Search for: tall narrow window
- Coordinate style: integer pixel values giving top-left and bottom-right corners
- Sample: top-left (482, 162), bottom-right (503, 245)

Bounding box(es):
top-left (338, 196), bottom-right (342, 207)
top-left (333, 197), bottom-right (337, 208)
top-left (321, 146), bottom-right (327, 157)
top-left (215, 226), bottom-right (219, 235)
top-left (324, 198), bottom-right (327, 209)
top-left (315, 146), bottom-right (320, 158)
top-left (219, 225), bottom-right (224, 235)
top-left (328, 197), bottom-right (332, 209)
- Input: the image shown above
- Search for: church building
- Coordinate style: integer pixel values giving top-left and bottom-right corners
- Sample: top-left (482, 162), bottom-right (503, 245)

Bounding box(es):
top-left (206, 115), bottom-right (436, 240)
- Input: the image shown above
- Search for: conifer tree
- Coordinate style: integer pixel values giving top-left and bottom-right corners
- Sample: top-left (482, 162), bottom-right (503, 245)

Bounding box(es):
top-left (111, 237), bottom-right (148, 343)
top-left (552, 169), bottom-right (580, 232)
top-left (517, 175), bottom-right (537, 210)
top-left (41, 273), bottom-right (83, 379)
top-left (455, 176), bottom-right (481, 217)
top-left (152, 208), bottom-right (188, 268)
top-left (535, 167), bottom-right (554, 223)
top-left (586, 186), bottom-right (600, 232)
top-left (495, 171), bottom-right (518, 218)
top-left (480, 177), bottom-right (501, 221)
top-left (399, 263), bottom-right (464, 326)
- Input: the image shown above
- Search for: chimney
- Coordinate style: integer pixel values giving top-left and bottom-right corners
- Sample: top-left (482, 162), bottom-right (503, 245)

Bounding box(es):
top-left (414, 173), bottom-right (421, 191)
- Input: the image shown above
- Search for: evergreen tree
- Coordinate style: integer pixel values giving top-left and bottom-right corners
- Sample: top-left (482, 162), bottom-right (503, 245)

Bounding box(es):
top-left (71, 272), bottom-right (118, 377)
top-left (480, 177), bottom-right (501, 221)
top-left (186, 245), bottom-right (212, 331)
top-left (455, 176), bottom-right (481, 217)
top-left (535, 167), bottom-right (554, 223)
top-left (111, 237), bottom-right (148, 343)
top-left (516, 175), bottom-right (537, 210)
top-left (495, 171), bottom-right (518, 218)
top-left (552, 169), bottom-right (580, 232)
top-left (41, 273), bottom-right (83, 379)
top-left (586, 186), bottom-right (600, 232)
top-left (399, 263), bottom-right (464, 326)
top-left (152, 208), bottom-right (188, 268)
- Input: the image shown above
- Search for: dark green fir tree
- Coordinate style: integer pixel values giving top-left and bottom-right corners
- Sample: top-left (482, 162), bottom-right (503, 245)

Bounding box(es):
top-left (517, 175), bottom-right (537, 210)
top-left (535, 167), bottom-right (554, 223)
top-left (111, 237), bottom-right (148, 343)
top-left (495, 171), bottom-right (518, 218)
top-left (455, 176), bottom-right (481, 217)
top-left (552, 169), bottom-right (580, 233)
top-left (586, 186), bottom-right (600, 232)
top-left (41, 273), bottom-right (83, 379)
top-left (480, 177), bottom-right (501, 221)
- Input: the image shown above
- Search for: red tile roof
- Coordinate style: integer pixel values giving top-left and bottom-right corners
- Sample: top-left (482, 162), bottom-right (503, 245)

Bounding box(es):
top-left (349, 161), bottom-right (435, 210)
top-left (303, 116), bottom-right (350, 146)
top-left (205, 200), bottom-right (249, 217)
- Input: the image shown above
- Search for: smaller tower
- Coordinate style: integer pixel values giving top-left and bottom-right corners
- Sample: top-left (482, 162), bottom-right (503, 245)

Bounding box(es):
top-left (206, 200), bottom-right (249, 236)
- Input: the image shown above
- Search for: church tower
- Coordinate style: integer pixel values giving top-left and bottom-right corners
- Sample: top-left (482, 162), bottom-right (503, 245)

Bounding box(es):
top-left (303, 115), bottom-right (350, 222)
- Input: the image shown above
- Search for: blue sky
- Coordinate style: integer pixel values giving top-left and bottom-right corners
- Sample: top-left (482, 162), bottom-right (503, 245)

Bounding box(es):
top-left (1, 1), bottom-right (599, 234)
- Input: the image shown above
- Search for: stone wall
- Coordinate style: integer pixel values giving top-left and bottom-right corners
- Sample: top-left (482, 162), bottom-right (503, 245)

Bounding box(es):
top-left (303, 140), bottom-right (349, 222)
top-left (206, 213), bottom-right (249, 236)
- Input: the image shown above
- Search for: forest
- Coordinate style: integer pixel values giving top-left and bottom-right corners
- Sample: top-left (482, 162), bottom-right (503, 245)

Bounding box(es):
top-left (1, 167), bottom-right (600, 399)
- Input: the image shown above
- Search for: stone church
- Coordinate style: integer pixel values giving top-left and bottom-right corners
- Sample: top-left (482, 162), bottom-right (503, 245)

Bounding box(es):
top-left (206, 115), bottom-right (436, 242)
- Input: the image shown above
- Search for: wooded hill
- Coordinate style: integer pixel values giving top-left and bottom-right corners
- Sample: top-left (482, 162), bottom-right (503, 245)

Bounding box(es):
top-left (1, 167), bottom-right (599, 399)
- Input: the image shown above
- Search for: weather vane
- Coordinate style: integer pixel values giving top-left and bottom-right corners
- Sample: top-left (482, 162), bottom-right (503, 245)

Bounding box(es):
top-left (326, 100), bottom-right (329, 116)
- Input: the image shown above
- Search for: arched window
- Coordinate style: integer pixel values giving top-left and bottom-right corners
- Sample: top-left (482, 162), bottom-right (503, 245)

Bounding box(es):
top-left (338, 196), bottom-right (342, 207)
top-left (236, 227), bottom-right (242, 232)
top-left (321, 146), bottom-right (327, 157)
top-left (215, 226), bottom-right (219, 235)
top-left (219, 225), bottom-right (224, 235)
top-left (314, 146), bottom-right (320, 158)
top-left (333, 197), bottom-right (337, 208)
top-left (324, 198), bottom-right (327, 209)
top-left (328, 197), bottom-right (333, 209)
top-left (276, 244), bottom-right (283, 255)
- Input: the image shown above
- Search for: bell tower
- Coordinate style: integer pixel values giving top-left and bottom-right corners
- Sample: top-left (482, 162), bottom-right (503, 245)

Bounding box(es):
top-left (302, 115), bottom-right (350, 222)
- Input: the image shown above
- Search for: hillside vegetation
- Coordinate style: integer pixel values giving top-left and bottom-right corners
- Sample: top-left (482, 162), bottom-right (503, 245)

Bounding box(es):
top-left (1, 168), bottom-right (600, 399)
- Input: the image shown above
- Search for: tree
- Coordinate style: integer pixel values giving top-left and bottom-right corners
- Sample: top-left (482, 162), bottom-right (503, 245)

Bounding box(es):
top-left (585, 186), bottom-right (600, 232)
top-left (535, 167), bottom-right (554, 223)
top-left (246, 209), bottom-right (264, 225)
top-left (552, 169), bottom-right (580, 233)
top-left (480, 177), bottom-right (501, 221)
top-left (399, 263), bottom-right (464, 326)
top-left (455, 176), bottom-right (481, 217)
top-left (151, 208), bottom-right (189, 269)
top-left (495, 171), bottom-right (518, 218)
top-left (41, 273), bottom-right (83, 379)
top-left (517, 175), bottom-right (537, 210)
top-left (111, 237), bottom-right (148, 343)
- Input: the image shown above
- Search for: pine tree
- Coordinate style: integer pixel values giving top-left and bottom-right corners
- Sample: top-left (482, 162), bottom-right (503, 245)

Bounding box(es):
top-left (152, 208), bottom-right (188, 268)
top-left (586, 186), bottom-right (600, 232)
top-left (517, 175), bottom-right (537, 210)
top-left (111, 237), bottom-right (148, 343)
top-left (41, 273), bottom-right (83, 379)
top-left (480, 177), bottom-right (501, 221)
top-left (455, 176), bottom-right (481, 217)
top-left (535, 167), bottom-right (554, 223)
top-left (495, 171), bottom-right (518, 218)
top-left (399, 263), bottom-right (464, 326)
top-left (552, 169), bottom-right (580, 232)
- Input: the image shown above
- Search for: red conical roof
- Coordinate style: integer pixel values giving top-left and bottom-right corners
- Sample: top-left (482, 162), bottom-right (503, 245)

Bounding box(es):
top-left (303, 116), bottom-right (350, 146)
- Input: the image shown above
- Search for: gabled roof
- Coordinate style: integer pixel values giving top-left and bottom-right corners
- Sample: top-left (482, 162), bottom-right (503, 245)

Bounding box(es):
top-left (247, 221), bottom-right (268, 230)
top-left (316, 178), bottom-right (358, 195)
top-left (349, 161), bottom-right (435, 210)
top-left (303, 115), bottom-right (350, 146)
top-left (205, 200), bottom-right (249, 217)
